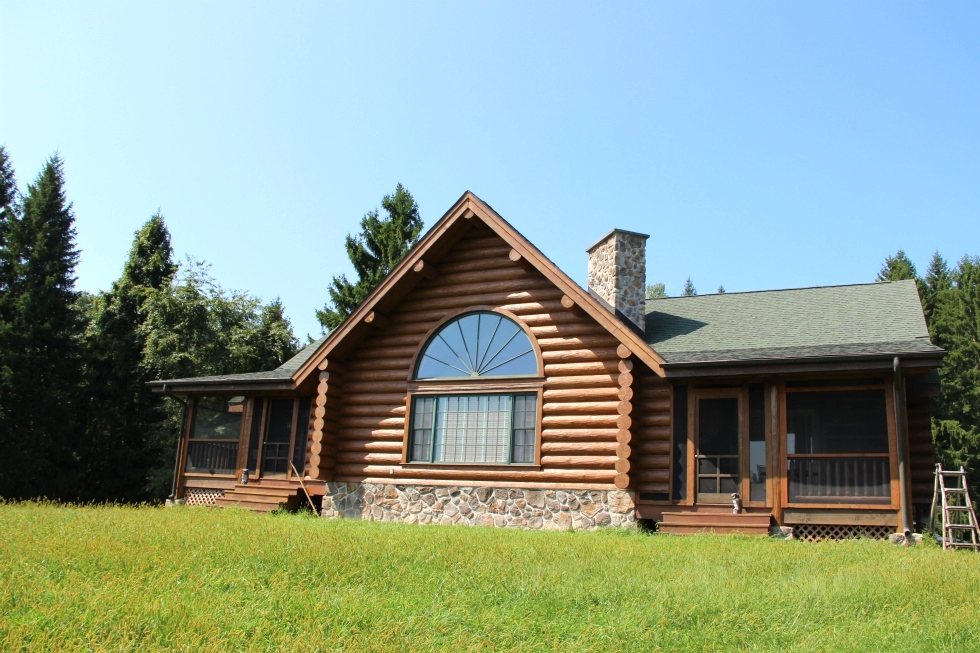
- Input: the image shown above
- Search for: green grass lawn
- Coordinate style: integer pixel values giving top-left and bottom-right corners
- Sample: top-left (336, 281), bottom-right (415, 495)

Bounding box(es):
top-left (1, 503), bottom-right (979, 652)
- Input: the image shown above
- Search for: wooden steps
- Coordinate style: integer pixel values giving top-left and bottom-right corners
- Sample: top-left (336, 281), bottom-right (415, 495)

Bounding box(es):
top-left (214, 479), bottom-right (304, 513)
top-left (658, 510), bottom-right (772, 535)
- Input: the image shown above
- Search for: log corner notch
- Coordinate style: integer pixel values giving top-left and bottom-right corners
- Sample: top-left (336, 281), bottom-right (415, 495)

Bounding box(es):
top-left (309, 364), bottom-right (343, 481)
top-left (364, 310), bottom-right (389, 330)
top-left (614, 356), bottom-right (634, 489)
top-left (412, 259), bottom-right (438, 280)
top-left (560, 294), bottom-right (586, 317)
top-left (508, 248), bottom-right (536, 272)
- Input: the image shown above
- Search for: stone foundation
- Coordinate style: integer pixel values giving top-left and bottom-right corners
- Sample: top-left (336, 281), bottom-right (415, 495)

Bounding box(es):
top-left (321, 483), bottom-right (636, 530)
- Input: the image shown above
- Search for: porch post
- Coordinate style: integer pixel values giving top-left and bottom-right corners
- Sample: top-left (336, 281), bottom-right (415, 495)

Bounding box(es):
top-left (893, 357), bottom-right (912, 535)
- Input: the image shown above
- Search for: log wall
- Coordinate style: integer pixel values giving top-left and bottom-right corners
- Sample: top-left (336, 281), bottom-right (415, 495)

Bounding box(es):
top-left (308, 225), bottom-right (661, 490)
top-left (906, 395), bottom-right (934, 504)
top-left (630, 366), bottom-right (672, 497)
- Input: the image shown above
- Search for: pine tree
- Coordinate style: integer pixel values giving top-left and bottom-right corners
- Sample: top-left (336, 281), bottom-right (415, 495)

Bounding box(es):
top-left (316, 184), bottom-right (422, 331)
top-left (929, 256), bottom-right (980, 498)
top-left (876, 250), bottom-right (918, 282)
top-left (646, 282), bottom-right (666, 299)
top-left (683, 277), bottom-right (697, 297)
top-left (0, 146), bottom-right (17, 302)
top-left (79, 214), bottom-right (178, 501)
top-left (921, 251), bottom-right (953, 324)
top-left (717, 285), bottom-right (726, 294)
top-left (0, 155), bottom-right (83, 499)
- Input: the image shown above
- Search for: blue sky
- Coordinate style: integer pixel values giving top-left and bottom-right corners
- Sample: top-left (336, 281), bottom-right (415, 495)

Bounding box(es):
top-left (2, 2), bottom-right (978, 339)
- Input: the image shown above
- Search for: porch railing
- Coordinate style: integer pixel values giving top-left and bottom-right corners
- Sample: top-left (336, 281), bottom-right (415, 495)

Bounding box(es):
top-left (186, 439), bottom-right (239, 474)
top-left (787, 454), bottom-right (891, 503)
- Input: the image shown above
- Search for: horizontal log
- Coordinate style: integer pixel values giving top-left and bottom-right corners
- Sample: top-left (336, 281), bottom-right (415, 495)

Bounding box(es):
top-left (355, 345), bottom-right (418, 360)
top-left (639, 399), bottom-right (671, 412)
top-left (615, 459), bottom-right (630, 474)
top-left (545, 374), bottom-right (617, 388)
top-left (433, 266), bottom-right (530, 285)
top-left (500, 299), bottom-right (568, 315)
top-left (617, 344), bottom-right (632, 359)
top-left (344, 381), bottom-right (409, 394)
top-left (344, 358), bottom-right (412, 372)
top-left (545, 361), bottom-right (620, 376)
top-left (317, 360), bottom-right (345, 375)
top-left (636, 454), bottom-right (670, 470)
top-left (437, 255), bottom-right (521, 274)
top-left (633, 425), bottom-right (671, 439)
top-left (541, 428), bottom-right (619, 441)
top-left (636, 483), bottom-right (669, 494)
top-left (617, 400), bottom-right (632, 416)
top-left (618, 372), bottom-right (633, 387)
top-left (639, 384), bottom-right (670, 397)
top-left (343, 393), bottom-right (408, 406)
top-left (520, 312), bottom-right (593, 326)
top-left (412, 259), bottom-right (438, 280)
top-left (618, 358), bottom-right (633, 373)
top-left (635, 414), bottom-right (670, 427)
top-left (543, 387), bottom-right (620, 401)
top-left (335, 428), bottom-right (404, 441)
top-left (616, 429), bottom-right (632, 444)
top-left (333, 465), bottom-right (616, 483)
top-left (364, 311), bottom-right (389, 329)
top-left (337, 440), bottom-right (404, 453)
top-left (339, 416), bottom-right (405, 429)
top-left (617, 415), bottom-right (631, 429)
top-left (448, 236), bottom-right (508, 252)
top-left (542, 414), bottom-right (619, 428)
top-left (530, 323), bottom-right (609, 338)
top-left (336, 452), bottom-right (403, 465)
top-left (410, 276), bottom-right (555, 300)
top-left (541, 455), bottom-right (617, 468)
top-left (635, 440), bottom-right (670, 455)
top-left (540, 441), bottom-right (618, 455)
top-left (543, 401), bottom-right (619, 414)
top-left (313, 416), bottom-right (339, 432)
top-left (313, 406), bottom-right (340, 421)
top-left (342, 404), bottom-right (406, 417)
top-left (541, 348), bottom-right (621, 363)
top-left (406, 290), bottom-right (558, 314)
top-left (616, 443), bottom-right (631, 458)
top-left (310, 430), bottom-right (337, 445)
top-left (617, 386), bottom-right (634, 401)
top-left (635, 469), bottom-right (670, 483)
top-left (614, 473), bottom-right (630, 489)
top-left (337, 368), bottom-right (410, 382)
top-left (536, 335), bottom-right (620, 351)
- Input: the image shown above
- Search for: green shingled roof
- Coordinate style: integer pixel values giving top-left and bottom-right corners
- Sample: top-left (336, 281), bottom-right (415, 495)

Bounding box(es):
top-left (644, 280), bottom-right (942, 365)
top-left (148, 335), bottom-right (328, 387)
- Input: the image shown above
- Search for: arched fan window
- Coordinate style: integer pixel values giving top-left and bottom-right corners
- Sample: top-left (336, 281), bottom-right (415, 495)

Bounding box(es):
top-left (415, 312), bottom-right (538, 379)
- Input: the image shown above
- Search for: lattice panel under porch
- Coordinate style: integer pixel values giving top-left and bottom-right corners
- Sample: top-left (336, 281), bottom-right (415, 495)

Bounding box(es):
top-left (794, 524), bottom-right (893, 542)
top-left (184, 488), bottom-right (225, 507)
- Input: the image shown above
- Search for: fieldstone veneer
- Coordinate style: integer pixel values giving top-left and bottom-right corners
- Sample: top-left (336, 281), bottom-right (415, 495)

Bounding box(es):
top-left (586, 229), bottom-right (649, 331)
top-left (321, 483), bottom-right (637, 530)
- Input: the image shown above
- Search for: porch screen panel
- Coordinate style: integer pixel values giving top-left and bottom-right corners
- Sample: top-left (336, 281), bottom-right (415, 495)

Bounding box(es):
top-left (246, 398), bottom-right (264, 473)
top-left (786, 389), bottom-right (890, 503)
top-left (262, 399), bottom-right (294, 474)
top-left (186, 396), bottom-right (242, 474)
top-left (291, 397), bottom-right (312, 475)
top-left (749, 385), bottom-right (766, 502)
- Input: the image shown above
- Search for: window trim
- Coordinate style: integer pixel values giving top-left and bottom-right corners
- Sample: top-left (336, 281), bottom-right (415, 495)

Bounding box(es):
top-left (402, 386), bottom-right (544, 466)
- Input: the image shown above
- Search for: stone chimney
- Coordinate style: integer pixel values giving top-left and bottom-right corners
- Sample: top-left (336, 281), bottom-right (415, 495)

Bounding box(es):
top-left (586, 229), bottom-right (649, 332)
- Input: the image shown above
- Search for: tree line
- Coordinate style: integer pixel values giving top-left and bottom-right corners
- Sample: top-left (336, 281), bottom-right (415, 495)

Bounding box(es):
top-left (0, 148), bottom-right (299, 501)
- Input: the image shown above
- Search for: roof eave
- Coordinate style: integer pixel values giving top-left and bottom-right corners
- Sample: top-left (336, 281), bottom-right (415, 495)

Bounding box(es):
top-left (660, 350), bottom-right (945, 379)
top-left (148, 379), bottom-right (297, 395)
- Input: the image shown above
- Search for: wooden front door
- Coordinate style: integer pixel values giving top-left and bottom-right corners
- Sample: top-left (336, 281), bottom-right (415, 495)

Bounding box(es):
top-left (696, 395), bottom-right (741, 504)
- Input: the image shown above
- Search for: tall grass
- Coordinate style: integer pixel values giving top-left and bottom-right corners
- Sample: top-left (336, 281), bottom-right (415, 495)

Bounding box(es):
top-left (1, 502), bottom-right (978, 652)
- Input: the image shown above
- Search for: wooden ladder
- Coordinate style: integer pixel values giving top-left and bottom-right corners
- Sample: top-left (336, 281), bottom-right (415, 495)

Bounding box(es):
top-left (929, 464), bottom-right (980, 551)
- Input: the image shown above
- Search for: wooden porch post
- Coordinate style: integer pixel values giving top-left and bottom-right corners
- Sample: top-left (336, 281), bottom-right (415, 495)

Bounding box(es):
top-left (893, 357), bottom-right (912, 534)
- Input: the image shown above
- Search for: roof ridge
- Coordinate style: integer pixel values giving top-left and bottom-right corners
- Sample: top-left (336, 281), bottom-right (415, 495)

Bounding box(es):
top-left (645, 279), bottom-right (913, 304)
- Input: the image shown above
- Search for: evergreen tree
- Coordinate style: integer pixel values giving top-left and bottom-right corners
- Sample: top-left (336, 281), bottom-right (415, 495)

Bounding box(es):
top-left (0, 155), bottom-right (83, 499)
top-left (646, 282), bottom-right (666, 299)
top-left (682, 277), bottom-right (697, 297)
top-left (929, 256), bottom-right (980, 497)
top-left (316, 184), bottom-right (422, 331)
top-left (0, 146), bottom-right (17, 304)
top-left (78, 214), bottom-right (178, 501)
top-left (921, 251), bottom-right (953, 324)
top-left (717, 285), bottom-right (726, 294)
top-left (876, 250), bottom-right (919, 282)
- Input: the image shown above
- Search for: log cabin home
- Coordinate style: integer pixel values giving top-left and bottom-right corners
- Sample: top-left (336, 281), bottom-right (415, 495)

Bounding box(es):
top-left (150, 192), bottom-right (944, 539)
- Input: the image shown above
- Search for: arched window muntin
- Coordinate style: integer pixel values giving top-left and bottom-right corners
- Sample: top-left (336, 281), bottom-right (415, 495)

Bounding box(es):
top-left (405, 309), bottom-right (542, 466)
top-left (413, 310), bottom-right (541, 381)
